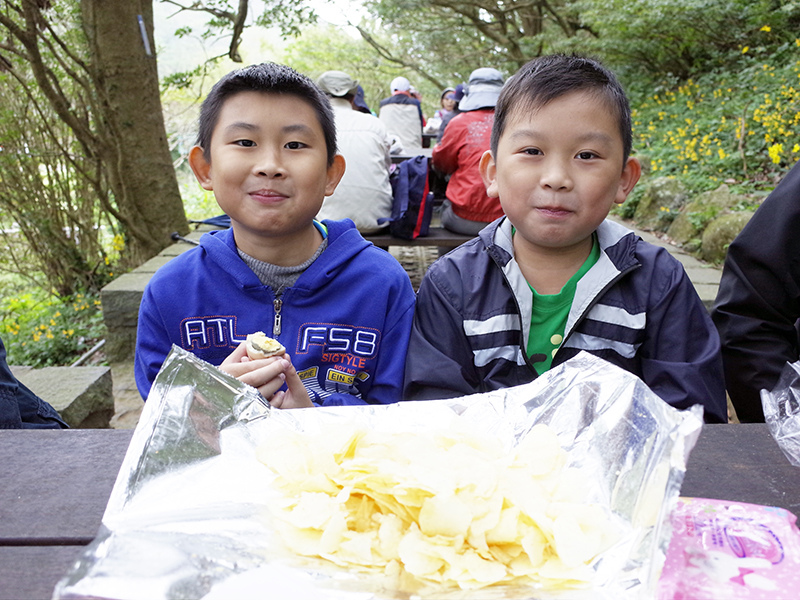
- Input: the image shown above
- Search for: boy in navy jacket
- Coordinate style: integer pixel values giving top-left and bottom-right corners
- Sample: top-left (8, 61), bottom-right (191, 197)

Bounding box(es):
top-left (135, 63), bottom-right (415, 408)
top-left (403, 55), bottom-right (727, 423)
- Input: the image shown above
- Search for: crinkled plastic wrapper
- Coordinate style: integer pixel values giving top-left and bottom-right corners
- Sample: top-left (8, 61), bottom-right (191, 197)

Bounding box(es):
top-left (761, 360), bottom-right (800, 467)
top-left (53, 347), bottom-right (702, 600)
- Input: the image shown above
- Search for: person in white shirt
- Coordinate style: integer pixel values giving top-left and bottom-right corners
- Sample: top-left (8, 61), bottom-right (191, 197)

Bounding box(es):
top-left (378, 76), bottom-right (425, 153)
top-left (315, 71), bottom-right (394, 234)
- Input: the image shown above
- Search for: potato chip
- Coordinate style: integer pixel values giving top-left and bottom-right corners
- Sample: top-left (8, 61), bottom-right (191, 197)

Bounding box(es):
top-left (257, 419), bottom-right (624, 593)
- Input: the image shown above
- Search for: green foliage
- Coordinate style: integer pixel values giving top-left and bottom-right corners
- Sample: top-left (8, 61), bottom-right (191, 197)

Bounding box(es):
top-left (0, 0), bottom-right (125, 296)
top-left (0, 76), bottom-right (119, 296)
top-left (578, 0), bottom-right (798, 80)
top-left (630, 46), bottom-right (800, 194)
top-left (363, 0), bottom-right (587, 75)
top-left (1, 291), bottom-right (106, 368)
top-left (283, 25), bottom-right (432, 114)
top-left (686, 206), bottom-right (722, 230)
top-left (162, 65), bottom-right (206, 90)
top-left (253, 1), bottom-right (317, 39)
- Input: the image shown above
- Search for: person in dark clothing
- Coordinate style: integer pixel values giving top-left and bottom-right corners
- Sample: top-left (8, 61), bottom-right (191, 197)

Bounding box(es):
top-left (0, 335), bottom-right (68, 429)
top-left (712, 159), bottom-right (800, 422)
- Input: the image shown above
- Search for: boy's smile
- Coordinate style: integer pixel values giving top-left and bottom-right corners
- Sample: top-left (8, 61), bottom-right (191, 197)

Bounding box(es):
top-left (481, 90), bottom-right (640, 260)
top-left (189, 91), bottom-right (344, 263)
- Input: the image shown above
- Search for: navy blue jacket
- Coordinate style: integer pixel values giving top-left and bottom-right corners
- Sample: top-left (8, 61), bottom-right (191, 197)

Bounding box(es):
top-left (0, 336), bottom-right (67, 429)
top-left (404, 217), bottom-right (727, 423)
top-left (135, 220), bottom-right (415, 405)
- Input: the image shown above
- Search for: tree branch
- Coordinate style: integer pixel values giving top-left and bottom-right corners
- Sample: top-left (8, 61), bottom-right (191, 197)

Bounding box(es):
top-left (228, 0), bottom-right (248, 62)
top-left (354, 24), bottom-right (446, 90)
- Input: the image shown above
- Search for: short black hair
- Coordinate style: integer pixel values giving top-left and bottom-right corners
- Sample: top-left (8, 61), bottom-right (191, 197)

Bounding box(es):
top-left (491, 54), bottom-right (633, 164)
top-left (196, 62), bottom-right (337, 166)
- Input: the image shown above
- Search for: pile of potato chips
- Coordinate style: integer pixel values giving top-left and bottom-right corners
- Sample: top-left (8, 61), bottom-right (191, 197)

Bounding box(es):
top-left (256, 417), bottom-right (625, 593)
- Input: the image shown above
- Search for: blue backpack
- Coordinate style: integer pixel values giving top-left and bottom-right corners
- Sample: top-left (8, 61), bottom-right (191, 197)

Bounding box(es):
top-left (385, 155), bottom-right (434, 239)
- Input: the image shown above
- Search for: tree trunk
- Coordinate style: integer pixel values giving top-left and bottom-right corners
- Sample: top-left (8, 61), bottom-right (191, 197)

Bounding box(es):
top-left (81, 0), bottom-right (188, 265)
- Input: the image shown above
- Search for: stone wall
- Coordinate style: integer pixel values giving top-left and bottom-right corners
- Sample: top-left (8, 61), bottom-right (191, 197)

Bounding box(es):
top-left (12, 365), bottom-right (114, 428)
top-left (100, 230), bottom-right (204, 362)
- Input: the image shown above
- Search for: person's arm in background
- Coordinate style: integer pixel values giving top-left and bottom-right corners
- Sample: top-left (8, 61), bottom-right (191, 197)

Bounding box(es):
top-left (0, 335), bottom-right (67, 429)
top-left (711, 161), bottom-right (800, 422)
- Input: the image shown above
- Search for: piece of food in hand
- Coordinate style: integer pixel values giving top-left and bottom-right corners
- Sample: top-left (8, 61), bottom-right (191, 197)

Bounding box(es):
top-left (245, 331), bottom-right (285, 360)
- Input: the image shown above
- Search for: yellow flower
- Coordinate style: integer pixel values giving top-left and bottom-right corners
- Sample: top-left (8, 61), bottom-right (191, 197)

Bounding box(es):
top-left (718, 148), bottom-right (726, 160)
top-left (112, 234), bottom-right (125, 253)
top-left (769, 143), bottom-right (784, 164)
top-left (793, 144), bottom-right (800, 153)
top-left (742, 46), bottom-right (750, 54)
top-left (760, 25), bottom-right (771, 32)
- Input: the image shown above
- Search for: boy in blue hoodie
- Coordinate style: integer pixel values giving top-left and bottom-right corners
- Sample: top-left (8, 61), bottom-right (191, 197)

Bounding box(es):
top-left (135, 63), bottom-right (415, 408)
top-left (403, 55), bottom-right (727, 423)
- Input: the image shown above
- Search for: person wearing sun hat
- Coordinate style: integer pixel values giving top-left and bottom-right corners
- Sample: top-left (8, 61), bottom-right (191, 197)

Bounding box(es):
top-left (458, 67), bottom-right (505, 111)
top-left (432, 67), bottom-right (506, 236)
top-left (315, 70), bottom-right (394, 234)
top-left (378, 75), bottom-right (424, 152)
top-left (353, 85), bottom-right (372, 114)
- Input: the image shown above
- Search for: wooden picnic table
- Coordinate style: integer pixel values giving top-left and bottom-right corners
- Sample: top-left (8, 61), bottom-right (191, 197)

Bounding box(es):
top-left (391, 146), bottom-right (433, 164)
top-left (365, 226), bottom-right (474, 250)
top-left (1, 424), bottom-right (797, 599)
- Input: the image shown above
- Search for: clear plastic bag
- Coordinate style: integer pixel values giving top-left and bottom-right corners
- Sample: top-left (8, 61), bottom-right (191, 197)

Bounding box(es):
top-left (53, 348), bottom-right (703, 600)
top-left (760, 360), bottom-right (800, 467)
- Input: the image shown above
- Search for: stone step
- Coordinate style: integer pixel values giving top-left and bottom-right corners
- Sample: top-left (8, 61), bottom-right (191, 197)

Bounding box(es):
top-left (11, 365), bottom-right (114, 429)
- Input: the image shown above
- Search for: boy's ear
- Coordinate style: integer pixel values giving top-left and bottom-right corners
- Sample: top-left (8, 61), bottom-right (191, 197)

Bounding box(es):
top-left (479, 150), bottom-right (499, 198)
top-left (188, 145), bottom-right (214, 191)
top-left (615, 156), bottom-right (642, 204)
top-left (324, 154), bottom-right (346, 197)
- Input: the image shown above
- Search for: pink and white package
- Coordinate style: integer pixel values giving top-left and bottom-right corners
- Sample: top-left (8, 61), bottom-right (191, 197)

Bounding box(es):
top-left (658, 497), bottom-right (800, 599)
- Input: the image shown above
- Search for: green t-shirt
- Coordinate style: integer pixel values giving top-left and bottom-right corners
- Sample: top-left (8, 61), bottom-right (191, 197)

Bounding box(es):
top-left (524, 235), bottom-right (600, 373)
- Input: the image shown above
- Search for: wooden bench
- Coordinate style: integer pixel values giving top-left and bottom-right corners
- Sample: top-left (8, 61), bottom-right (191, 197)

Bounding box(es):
top-left (364, 226), bottom-right (475, 249)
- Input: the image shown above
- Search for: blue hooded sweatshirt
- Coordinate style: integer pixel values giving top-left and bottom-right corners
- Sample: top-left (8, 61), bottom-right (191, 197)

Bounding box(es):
top-left (135, 220), bottom-right (415, 406)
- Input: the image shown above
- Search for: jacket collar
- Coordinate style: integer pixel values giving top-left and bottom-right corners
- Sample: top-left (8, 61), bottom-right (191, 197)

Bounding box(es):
top-left (198, 219), bottom-right (370, 293)
top-left (483, 216), bottom-right (639, 273)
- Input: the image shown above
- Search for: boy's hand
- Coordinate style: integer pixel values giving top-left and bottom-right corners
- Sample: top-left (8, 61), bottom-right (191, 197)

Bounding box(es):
top-left (220, 342), bottom-right (313, 409)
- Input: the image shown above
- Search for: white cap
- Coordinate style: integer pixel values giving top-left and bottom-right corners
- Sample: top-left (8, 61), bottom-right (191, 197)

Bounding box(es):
top-left (390, 76), bottom-right (411, 93)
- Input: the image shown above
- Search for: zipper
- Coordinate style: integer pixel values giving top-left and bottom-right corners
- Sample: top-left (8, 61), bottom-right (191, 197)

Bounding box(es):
top-left (273, 298), bottom-right (282, 337)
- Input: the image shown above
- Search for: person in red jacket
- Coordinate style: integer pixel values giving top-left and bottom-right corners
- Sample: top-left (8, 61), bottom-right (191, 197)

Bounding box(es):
top-left (432, 68), bottom-right (505, 235)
